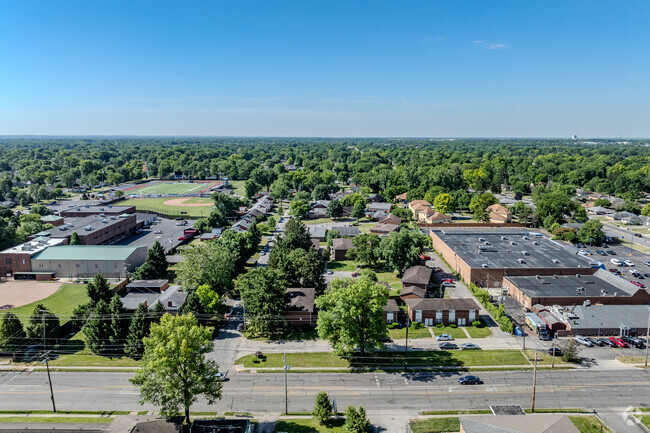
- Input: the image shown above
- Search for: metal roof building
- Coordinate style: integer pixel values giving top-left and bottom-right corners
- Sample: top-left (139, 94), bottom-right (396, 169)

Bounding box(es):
top-left (31, 245), bottom-right (147, 278)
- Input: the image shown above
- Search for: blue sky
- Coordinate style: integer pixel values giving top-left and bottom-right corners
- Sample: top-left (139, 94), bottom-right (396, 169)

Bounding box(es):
top-left (1, 1), bottom-right (649, 137)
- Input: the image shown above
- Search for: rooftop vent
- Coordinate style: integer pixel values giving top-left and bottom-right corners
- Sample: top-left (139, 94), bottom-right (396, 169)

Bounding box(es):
top-left (517, 259), bottom-right (526, 264)
top-left (535, 275), bottom-right (540, 279)
top-left (552, 259), bottom-right (560, 264)
top-left (583, 300), bottom-right (591, 306)
top-left (110, 216), bottom-right (116, 220)
top-left (478, 237), bottom-right (485, 242)
top-left (84, 226), bottom-right (93, 231)
top-left (533, 241), bottom-right (540, 245)
top-left (613, 292), bottom-right (617, 297)
top-left (99, 213), bottom-right (105, 217)
top-left (553, 275), bottom-right (558, 278)
top-left (501, 236), bottom-right (508, 240)
top-left (484, 241), bottom-right (491, 245)
top-left (576, 274), bottom-right (581, 278)
top-left (522, 251), bottom-right (529, 255)
top-left (99, 207), bottom-right (104, 211)
top-left (481, 264), bottom-right (489, 268)
top-left (523, 236), bottom-right (529, 240)
top-left (510, 241), bottom-right (516, 245)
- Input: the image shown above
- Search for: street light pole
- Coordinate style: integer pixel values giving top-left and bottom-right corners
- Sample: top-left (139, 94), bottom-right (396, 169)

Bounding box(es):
top-left (645, 308), bottom-right (650, 368)
top-left (404, 315), bottom-right (410, 372)
top-left (551, 334), bottom-right (557, 369)
top-left (282, 353), bottom-right (289, 415)
top-left (40, 310), bottom-right (56, 412)
top-left (531, 352), bottom-right (538, 413)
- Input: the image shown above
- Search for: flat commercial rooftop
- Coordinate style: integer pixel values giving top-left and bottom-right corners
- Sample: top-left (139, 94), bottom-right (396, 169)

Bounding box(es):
top-left (505, 269), bottom-right (640, 298)
top-left (432, 228), bottom-right (591, 270)
top-left (44, 214), bottom-right (134, 239)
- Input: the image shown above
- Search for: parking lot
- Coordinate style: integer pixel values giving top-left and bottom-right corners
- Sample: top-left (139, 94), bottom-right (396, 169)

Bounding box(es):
top-left (575, 241), bottom-right (650, 288)
top-left (116, 216), bottom-right (197, 253)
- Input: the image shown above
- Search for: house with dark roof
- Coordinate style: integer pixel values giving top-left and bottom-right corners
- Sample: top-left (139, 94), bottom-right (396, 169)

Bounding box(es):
top-left (406, 298), bottom-right (480, 326)
top-left (331, 238), bottom-right (353, 260)
top-left (383, 298), bottom-right (399, 323)
top-left (308, 226), bottom-right (328, 241)
top-left (368, 202), bottom-right (393, 212)
top-left (285, 287), bottom-right (316, 326)
top-left (330, 225), bottom-right (360, 237)
top-left (401, 265), bottom-right (432, 289)
top-left (370, 222), bottom-right (399, 235)
top-left (400, 285), bottom-right (427, 301)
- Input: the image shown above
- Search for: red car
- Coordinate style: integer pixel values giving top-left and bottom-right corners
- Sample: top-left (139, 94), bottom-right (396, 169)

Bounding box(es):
top-left (442, 278), bottom-right (453, 283)
top-left (609, 337), bottom-right (628, 348)
top-left (351, 272), bottom-right (359, 277)
top-left (177, 235), bottom-right (188, 241)
top-left (631, 281), bottom-right (646, 288)
top-left (420, 254), bottom-right (431, 260)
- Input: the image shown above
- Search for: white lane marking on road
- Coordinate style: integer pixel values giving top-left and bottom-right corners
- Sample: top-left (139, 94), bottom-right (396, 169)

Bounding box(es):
top-left (374, 374), bottom-right (380, 387)
top-left (404, 377), bottom-right (409, 386)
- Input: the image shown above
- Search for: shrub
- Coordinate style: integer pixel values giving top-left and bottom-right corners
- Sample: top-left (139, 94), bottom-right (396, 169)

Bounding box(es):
top-left (471, 320), bottom-right (482, 327)
top-left (412, 322), bottom-right (423, 329)
top-left (313, 391), bottom-right (333, 424)
top-left (449, 323), bottom-right (458, 328)
top-left (435, 323), bottom-right (444, 329)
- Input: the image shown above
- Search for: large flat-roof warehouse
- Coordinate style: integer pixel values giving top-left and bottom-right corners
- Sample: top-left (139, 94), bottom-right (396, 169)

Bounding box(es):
top-left (429, 228), bottom-right (595, 288)
top-left (504, 269), bottom-right (650, 309)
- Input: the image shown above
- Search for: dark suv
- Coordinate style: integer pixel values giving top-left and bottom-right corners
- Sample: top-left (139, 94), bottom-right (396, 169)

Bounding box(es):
top-left (621, 337), bottom-right (646, 349)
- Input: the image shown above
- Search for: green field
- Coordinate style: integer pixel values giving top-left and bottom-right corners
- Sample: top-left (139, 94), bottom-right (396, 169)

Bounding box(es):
top-left (119, 197), bottom-right (215, 217)
top-left (125, 181), bottom-right (219, 196)
top-left (409, 417), bottom-right (460, 433)
top-left (4, 283), bottom-right (89, 326)
top-left (48, 331), bottom-right (140, 367)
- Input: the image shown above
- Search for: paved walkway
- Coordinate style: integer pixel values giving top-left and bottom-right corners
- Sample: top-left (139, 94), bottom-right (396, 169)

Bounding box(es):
top-left (595, 408), bottom-right (649, 433)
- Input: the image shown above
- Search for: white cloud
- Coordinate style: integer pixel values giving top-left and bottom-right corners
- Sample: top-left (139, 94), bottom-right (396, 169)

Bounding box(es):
top-left (472, 40), bottom-right (484, 45)
top-left (487, 43), bottom-right (508, 50)
top-left (473, 41), bottom-right (508, 50)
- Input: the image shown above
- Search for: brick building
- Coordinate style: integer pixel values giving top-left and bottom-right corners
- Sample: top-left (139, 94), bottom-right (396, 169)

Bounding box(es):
top-left (285, 287), bottom-right (316, 327)
top-left (405, 298), bottom-right (481, 326)
top-left (43, 214), bottom-right (137, 245)
top-left (58, 204), bottom-right (136, 218)
top-left (0, 238), bottom-right (65, 278)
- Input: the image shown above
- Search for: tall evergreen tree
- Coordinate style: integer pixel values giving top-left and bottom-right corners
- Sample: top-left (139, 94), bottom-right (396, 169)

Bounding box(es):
top-left (86, 273), bottom-right (113, 306)
top-left (69, 231), bottom-right (81, 245)
top-left (124, 304), bottom-right (150, 358)
top-left (109, 295), bottom-right (126, 348)
top-left (0, 312), bottom-right (26, 352)
top-left (181, 291), bottom-right (202, 316)
top-left (132, 241), bottom-right (168, 280)
top-left (83, 300), bottom-right (112, 355)
top-left (313, 391), bottom-right (333, 425)
top-left (25, 304), bottom-right (60, 345)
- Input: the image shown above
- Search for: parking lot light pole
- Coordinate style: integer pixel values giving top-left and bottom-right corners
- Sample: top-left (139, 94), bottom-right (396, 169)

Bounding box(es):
top-left (645, 308), bottom-right (650, 368)
top-left (404, 316), bottom-right (410, 372)
top-left (531, 352), bottom-right (538, 413)
top-left (552, 334), bottom-right (557, 369)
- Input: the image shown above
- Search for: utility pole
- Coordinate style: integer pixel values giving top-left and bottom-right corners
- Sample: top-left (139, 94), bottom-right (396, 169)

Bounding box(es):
top-left (523, 331), bottom-right (526, 350)
top-left (404, 315), bottom-right (410, 372)
top-left (531, 352), bottom-right (538, 413)
top-left (282, 353), bottom-right (289, 415)
top-left (645, 308), bottom-right (650, 368)
top-left (40, 310), bottom-right (56, 412)
top-left (551, 334), bottom-right (557, 369)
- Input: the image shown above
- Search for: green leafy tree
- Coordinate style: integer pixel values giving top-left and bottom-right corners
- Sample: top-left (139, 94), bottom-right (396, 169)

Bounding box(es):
top-left (124, 303), bottom-right (150, 359)
top-left (578, 219), bottom-right (605, 245)
top-left (0, 312), bottom-right (26, 352)
top-left (344, 406), bottom-right (371, 433)
top-left (533, 187), bottom-right (578, 226)
top-left (270, 181), bottom-right (290, 212)
top-left (244, 178), bottom-right (261, 199)
top-left (86, 273), bottom-right (113, 306)
top-left (379, 230), bottom-right (430, 276)
top-left (390, 206), bottom-right (411, 222)
top-left (69, 231), bottom-right (82, 245)
top-left (195, 284), bottom-right (225, 315)
top-left (269, 218), bottom-right (313, 256)
top-left (25, 304), bottom-right (60, 344)
top-left (269, 247), bottom-right (325, 292)
top-left (151, 300), bottom-right (166, 324)
top-left (83, 300), bottom-right (112, 355)
top-left (246, 223), bottom-right (262, 257)
top-left (469, 193), bottom-right (497, 222)
top-left (289, 198), bottom-right (309, 218)
top-left (313, 391), bottom-right (333, 425)
top-left (347, 233), bottom-right (381, 268)
top-left (181, 291), bottom-right (203, 316)
top-left (267, 216), bottom-right (277, 230)
top-left (177, 242), bottom-right (236, 295)
top-left (574, 206), bottom-right (588, 223)
top-left (326, 199), bottom-right (343, 219)
top-left (641, 203), bottom-right (650, 216)
top-left (236, 268), bottom-right (287, 337)
top-left (130, 314), bottom-right (222, 424)
top-left (352, 201), bottom-right (366, 220)
top-left (594, 198), bottom-right (611, 208)
top-left (433, 193), bottom-right (456, 214)
top-left (312, 184), bottom-right (332, 201)
top-left (315, 277), bottom-right (388, 356)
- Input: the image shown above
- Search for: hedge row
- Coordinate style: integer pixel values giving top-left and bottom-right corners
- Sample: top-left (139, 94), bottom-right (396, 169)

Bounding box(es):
top-left (467, 283), bottom-right (513, 333)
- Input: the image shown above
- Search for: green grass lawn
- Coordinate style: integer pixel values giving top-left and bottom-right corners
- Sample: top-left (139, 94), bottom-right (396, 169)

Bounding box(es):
top-left (327, 260), bottom-right (357, 272)
top-left (522, 350), bottom-right (573, 366)
top-left (236, 350), bottom-right (529, 369)
top-left (245, 327), bottom-right (319, 342)
top-left (120, 197), bottom-right (214, 217)
top-left (375, 270), bottom-right (401, 284)
top-left (273, 418), bottom-right (346, 432)
top-left (5, 283), bottom-right (89, 326)
top-left (0, 416), bottom-right (112, 424)
top-left (569, 415), bottom-right (611, 433)
top-left (229, 180), bottom-right (246, 197)
top-left (358, 223), bottom-right (375, 234)
top-left (409, 417), bottom-right (460, 433)
top-left (636, 415), bottom-right (650, 429)
top-left (431, 326), bottom-right (467, 339)
top-left (388, 325), bottom-right (432, 339)
top-left (47, 331), bottom-right (140, 367)
top-left (465, 326), bottom-right (492, 338)
top-left (125, 181), bottom-right (220, 195)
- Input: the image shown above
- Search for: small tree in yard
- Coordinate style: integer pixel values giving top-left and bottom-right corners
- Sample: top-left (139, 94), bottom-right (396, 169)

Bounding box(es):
top-left (558, 338), bottom-right (582, 362)
top-left (344, 406), bottom-right (371, 433)
top-left (130, 313), bottom-right (222, 425)
top-left (313, 391), bottom-right (333, 425)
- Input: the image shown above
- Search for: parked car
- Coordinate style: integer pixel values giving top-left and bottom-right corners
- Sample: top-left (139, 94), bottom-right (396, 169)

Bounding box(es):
top-left (380, 336), bottom-right (393, 343)
top-left (177, 235), bottom-right (188, 241)
top-left (634, 233), bottom-right (643, 238)
top-left (548, 347), bottom-right (563, 356)
top-left (458, 375), bottom-right (483, 385)
top-left (154, 230), bottom-right (162, 234)
top-left (574, 336), bottom-right (593, 347)
top-left (587, 337), bottom-right (604, 346)
top-left (461, 343), bottom-right (481, 350)
top-left (644, 273), bottom-right (650, 279)
top-left (608, 337), bottom-right (628, 348)
top-left (442, 278), bottom-right (453, 283)
top-left (621, 337), bottom-right (645, 349)
top-left (442, 282), bottom-right (455, 287)
top-left (610, 259), bottom-right (622, 266)
top-left (214, 372), bottom-right (229, 382)
top-left (644, 261), bottom-right (650, 266)
top-left (436, 334), bottom-right (454, 341)
top-left (236, 323), bottom-right (243, 331)
top-left (608, 268), bottom-right (620, 274)
top-left (607, 250), bottom-right (616, 255)
top-left (631, 281), bottom-right (646, 288)
top-left (438, 342), bottom-right (459, 350)
top-left (624, 260), bottom-right (635, 267)
top-left (326, 270), bottom-right (333, 275)
top-left (600, 338), bottom-right (616, 347)
top-left (351, 272), bottom-right (359, 277)
top-left (596, 250), bottom-right (607, 256)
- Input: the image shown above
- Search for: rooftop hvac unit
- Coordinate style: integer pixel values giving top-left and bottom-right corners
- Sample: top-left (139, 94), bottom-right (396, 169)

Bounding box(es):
top-left (613, 292), bottom-right (617, 296)
top-left (510, 241), bottom-right (516, 245)
top-left (501, 236), bottom-right (508, 240)
top-left (84, 226), bottom-right (93, 231)
top-left (583, 300), bottom-right (591, 306)
top-left (484, 241), bottom-right (491, 245)
top-left (553, 274), bottom-right (558, 278)
top-left (99, 213), bottom-right (105, 217)
top-left (481, 264), bottom-right (489, 268)
top-left (99, 207), bottom-right (104, 211)
top-left (108, 205), bottom-right (112, 208)
top-left (552, 259), bottom-right (559, 263)
top-left (535, 275), bottom-right (540, 279)
top-left (533, 241), bottom-right (540, 245)
top-left (101, 220), bottom-right (108, 224)
top-left (521, 251), bottom-right (529, 255)
top-left (478, 237), bottom-right (485, 242)
top-left (58, 226), bottom-right (68, 231)
top-left (523, 236), bottom-right (529, 240)
top-left (84, 204), bottom-right (89, 208)
top-left (576, 274), bottom-right (581, 278)
top-left (110, 216), bottom-right (116, 220)
top-left (517, 259), bottom-right (526, 264)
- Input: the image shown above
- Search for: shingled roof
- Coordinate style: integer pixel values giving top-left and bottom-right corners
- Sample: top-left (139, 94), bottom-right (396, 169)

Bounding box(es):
top-left (405, 298), bottom-right (480, 311)
top-left (401, 265), bottom-right (432, 286)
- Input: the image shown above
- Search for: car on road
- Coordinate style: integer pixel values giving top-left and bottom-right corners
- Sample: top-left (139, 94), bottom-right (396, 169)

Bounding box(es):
top-left (438, 342), bottom-right (459, 350)
top-left (644, 261), bottom-right (650, 266)
top-left (441, 281), bottom-right (455, 287)
top-left (574, 336), bottom-right (593, 347)
top-left (458, 375), bottom-right (483, 385)
top-left (420, 254), bottom-right (431, 260)
top-left (634, 233), bottom-right (643, 238)
top-left (380, 336), bottom-right (393, 343)
top-left (611, 259), bottom-right (622, 266)
top-left (548, 347), bottom-right (563, 356)
top-left (436, 334), bottom-right (454, 341)
top-left (442, 278), bottom-right (453, 283)
top-left (154, 230), bottom-right (162, 234)
top-left (214, 372), bottom-right (229, 382)
top-left (608, 337), bottom-right (628, 348)
top-left (177, 235), bottom-right (188, 241)
top-left (326, 270), bottom-right (333, 275)
top-left (461, 343), bottom-right (481, 350)
top-left (624, 260), bottom-right (634, 267)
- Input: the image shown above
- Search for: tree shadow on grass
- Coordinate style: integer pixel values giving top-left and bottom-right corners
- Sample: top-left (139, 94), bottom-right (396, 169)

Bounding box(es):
top-left (273, 419), bottom-right (345, 433)
top-left (347, 350), bottom-right (466, 378)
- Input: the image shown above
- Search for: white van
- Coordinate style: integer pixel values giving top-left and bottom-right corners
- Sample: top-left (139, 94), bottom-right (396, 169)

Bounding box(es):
top-left (610, 258), bottom-right (622, 266)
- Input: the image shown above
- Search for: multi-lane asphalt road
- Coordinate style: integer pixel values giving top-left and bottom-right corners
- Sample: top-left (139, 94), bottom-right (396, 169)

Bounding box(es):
top-left (1, 369), bottom-right (649, 414)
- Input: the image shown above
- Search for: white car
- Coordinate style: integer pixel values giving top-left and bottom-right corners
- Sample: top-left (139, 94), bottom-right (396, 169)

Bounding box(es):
top-left (644, 261), bottom-right (650, 266)
top-left (610, 259), bottom-right (622, 266)
top-left (153, 230), bottom-right (162, 234)
top-left (624, 260), bottom-right (634, 267)
top-left (578, 250), bottom-right (587, 255)
top-left (574, 335), bottom-right (593, 347)
top-left (436, 334), bottom-right (454, 341)
top-left (441, 281), bottom-right (455, 287)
